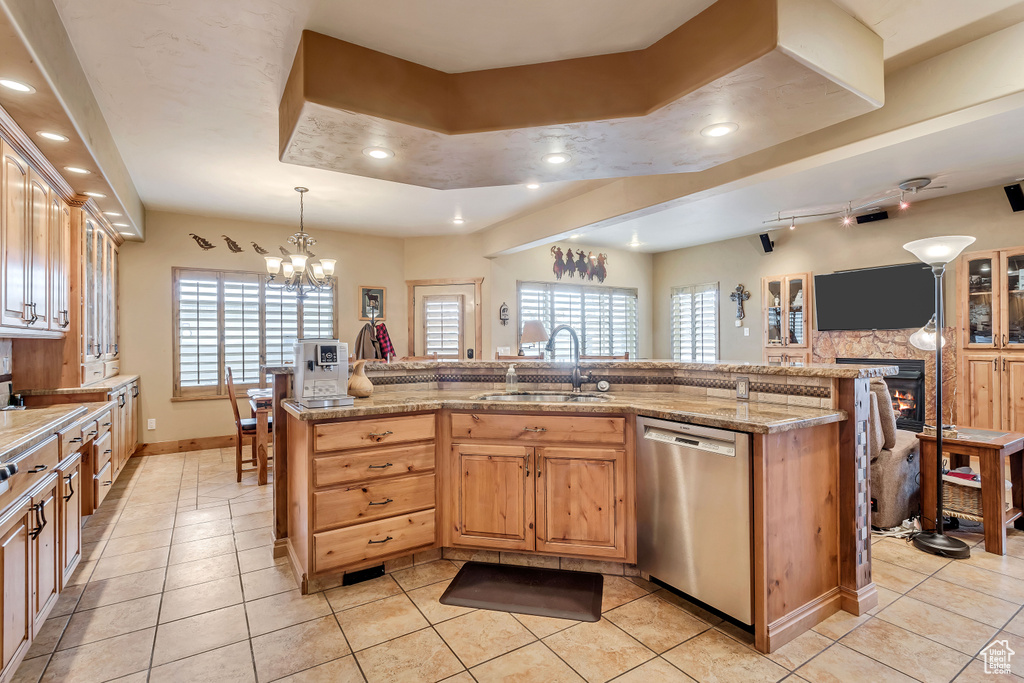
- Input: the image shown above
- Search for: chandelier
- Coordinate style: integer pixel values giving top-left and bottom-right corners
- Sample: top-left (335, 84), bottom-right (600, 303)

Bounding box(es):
top-left (263, 187), bottom-right (336, 299)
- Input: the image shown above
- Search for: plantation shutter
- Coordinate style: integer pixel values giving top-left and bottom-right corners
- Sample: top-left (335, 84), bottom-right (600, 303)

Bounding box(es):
top-left (176, 271), bottom-right (220, 393)
top-left (672, 283), bottom-right (718, 362)
top-left (301, 286), bottom-right (336, 339)
top-left (264, 286), bottom-right (299, 368)
top-left (517, 281), bottom-right (638, 359)
top-left (223, 273), bottom-right (262, 386)
top-left (423, 295), bottom-right (463, 359)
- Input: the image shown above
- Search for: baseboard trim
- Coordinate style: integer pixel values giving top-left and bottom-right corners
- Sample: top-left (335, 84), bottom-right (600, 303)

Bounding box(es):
top-left (136, 435), bottom-right (237, 456)
top-left (764, 588), bottom-right (843, 652)
top-left (840, 583), bottom-right (878, 615)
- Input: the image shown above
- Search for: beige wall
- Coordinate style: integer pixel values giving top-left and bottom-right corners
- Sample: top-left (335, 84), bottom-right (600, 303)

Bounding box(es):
top-left (652, 185), bottom-right (1024, 360)
top-left (120, 210), bottom-right (406, 443)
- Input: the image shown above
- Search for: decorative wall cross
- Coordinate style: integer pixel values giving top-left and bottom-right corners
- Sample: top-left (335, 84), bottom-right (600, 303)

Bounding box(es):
top-left (730, 284), bottom-right (750, 320)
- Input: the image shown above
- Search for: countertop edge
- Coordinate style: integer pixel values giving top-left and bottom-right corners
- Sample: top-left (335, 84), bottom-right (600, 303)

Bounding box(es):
top-left (0, 405), bottom-right (89, 463)
top-left (17, 374), bottom-right (141, 396)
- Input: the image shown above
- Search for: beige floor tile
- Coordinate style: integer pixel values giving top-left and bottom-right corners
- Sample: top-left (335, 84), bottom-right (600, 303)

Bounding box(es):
top-left (610, 657), bottom-right (695, 682)
top-left (871, 559), bottom-right (930, 594)
top-left (237, 544), bottom-right (288, 574)
top-left (938, 562), bottom-right (1024, 602)
top-left (867, 585), bottom-right (902, 615)
top-left (174, 506), bottom-right (231, 527)
top-left (229, 499), bottom-right (273, 517)
top-left (234, 527), bottom-right (272, 551)
top-left (42, 628), bottom-right (155, 683)
top-left (240, 563), bottom-right (298, 600)
top-left (245, 588), bottom-right (333, 637)
top-left (159, 575), bottom-right (243, 623)
top-left (625, 576), bottom-right (658, 593)
top-left (325, 575), bottom-right (403, 613)
top-left (148, 640), bottom-right (255, 683)
top-left (651, 589), bottom-right (724, 626)
top-left (964, 551), bottom-right (1024, 582)
top-left (876, 596), bottom-right (998, 655)
top-left (163, 552), bottom-right (239, 591)
top-left (440, 673), bottom-right (475, 683)
top-left (355, 627), bottom-right (464, 683)
top-left (167, 534), bottom-right (236, 565)
top-left (436, 610), bottom-right (536, 668)
top-left (796, 643), bottom-right (917, 683)
top-left (663, 629), bottom-right (787, 683)
top-left (171, 518), bottom-right (234, 544)
top-left (273, 655), bottom-right (364, 682)
top-left (101, 528), bottom-right (173, 558)
top-left (993, 632), bottom-right (1024, 677)
top-left (514, 613), bottom-right (580, 638)
top-left (391, 560), bottom-right (460, 591)
top-left (253, 615), bottom-right (352, 681)
top-left (90, 546), bottom-right (169, 581)
top-left (840, 617), bottom-right (971, 683)
top-left (49, 583), bottom-right (84, 617)
top-left (77, 567), bottom-right (165, 611)
top-left (545, 618), bottom-right (654, 683)
top-left (152, 604), bottom-right (249, 666)
top-left (26, 615), bottom-right (69, 658)
top-left (872, 538), bottom-right (952, 574)
top-left (58, 594), bottom-right (161, 650)
top-left (337, 593), bottom-right (430, 651)
top-left (471, 641), bottom-right (584, 682)
top-left (406, 579), bottom-right (475, 624)
top-left (11, 654), bottom-right (49, 683)
top-left (766, 630), bottom-right (832, 670)
top-left (231, 510), bottom-right (273, 533)
top-left (954, 657), bottom-right (1024, 682)
top-left (80, 541), bottom-right (106, 563)
top-left (810, 610), bottom-right (870, 640)
top-left (601, 575), bottom-right (650, 612)
top-left (108, 514), bottom-right (176, 539)
top-left (605, 594), bottom-right (710, 653)
top-left (1006, 611), bottom-right (1024, 637)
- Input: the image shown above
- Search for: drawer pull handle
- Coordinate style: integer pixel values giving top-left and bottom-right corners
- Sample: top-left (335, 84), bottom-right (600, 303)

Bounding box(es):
top-left (104, 449), bottom-right (112, 454)
top-left (368, 463), bottom-right (393, 470)
top-left (87, 431), bottom-right (98, 437)
top-left (368, 498), bottom-right (393, 506)
top-left (522, 427), bottom-right (547, 433)
top-left (69, 437), bottom-right (82, 443)
top-left (29, 464), bottom-right (47, 473)
top-left (368, 430), bottom-right (393, 440)
top-left (368, 536), bottom-right (393, 544)
top-left (63, 474), bottom-right (75, 502)
top-left (102, 422), bottom-right (111, 427)
top-left (102, 480), bottom-right (112, 487)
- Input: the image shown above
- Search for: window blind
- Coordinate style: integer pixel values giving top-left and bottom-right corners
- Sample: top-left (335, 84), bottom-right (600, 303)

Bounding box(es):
top-left (517, 281), bottom-right (638, 359)
top-left (223, 274), bottom-right (261, 385)
top-left (177, 271), bottom-right (220, 389)
top-left (423, 295), bottom-right (463, 359)
top-left (671, 283), bottom-right (718, 362)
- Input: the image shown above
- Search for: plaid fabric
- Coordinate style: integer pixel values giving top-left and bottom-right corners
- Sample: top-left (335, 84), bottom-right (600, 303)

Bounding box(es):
top-left (376, 322), bottom-right (395, 360)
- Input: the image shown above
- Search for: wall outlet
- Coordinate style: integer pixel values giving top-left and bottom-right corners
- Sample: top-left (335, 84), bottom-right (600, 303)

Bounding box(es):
top-left (743, 327), bottom-right (750, 336)
top-left (736, 376), bottom-right (750, 400)
top-left (147, 418), bottom-right (156, 430)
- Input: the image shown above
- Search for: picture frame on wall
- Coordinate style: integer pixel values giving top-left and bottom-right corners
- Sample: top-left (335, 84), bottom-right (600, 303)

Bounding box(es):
top-left (359, 286), bottom-right (386, 321)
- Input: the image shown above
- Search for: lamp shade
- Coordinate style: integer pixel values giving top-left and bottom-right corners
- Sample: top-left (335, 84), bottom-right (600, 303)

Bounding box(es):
top-left (521, 320), bottom-right (549, 344)
top-left (903, 236), bottom-right (976, 266)
top-left (909, 314), bottom-right (945, 351)
top-left (264, 256), bottom-right (282, 274)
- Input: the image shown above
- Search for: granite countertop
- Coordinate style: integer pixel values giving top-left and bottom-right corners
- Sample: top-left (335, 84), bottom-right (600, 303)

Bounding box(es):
top-left (0, 404), bottom-right (89, 462)
top-left (264, 360), bottom-right (895, 379)
top-left (282, 389), bottom-right (846, 434)
top-left (18, 374), bottom-right (140, 396)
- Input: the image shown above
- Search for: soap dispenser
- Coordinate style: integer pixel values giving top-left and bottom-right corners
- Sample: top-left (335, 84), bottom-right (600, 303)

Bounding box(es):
top-left (506, 364), bottom-right (518, 393)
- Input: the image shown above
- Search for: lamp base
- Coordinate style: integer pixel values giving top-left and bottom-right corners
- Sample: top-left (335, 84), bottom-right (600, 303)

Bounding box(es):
top-left (912, 531), bottom-right (971, 559)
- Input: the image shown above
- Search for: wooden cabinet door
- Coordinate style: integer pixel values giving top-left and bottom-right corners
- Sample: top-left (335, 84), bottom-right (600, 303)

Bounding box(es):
top-left (1, 142), bottom-right (30, 328)
top-left (763, 276), bottom-right (784, 347)
top-left (48, 197), bottom-right (69, 332)
top-left (1002, 357), bottom-right (1024, 433)
top-left (451, 443), bottom-right (534, 551)
top-left (83, 218), bottom-right (98, 360)
top-left (784, 274), bottom-right (811, 348)
top-left (961, 353), bottom-right (1001, 429)
top-left (534, 447), bottom-right (627, 559)
top-left (1000, 249), bottom-right (1024, 351)
top-left (109, 244), bottom-right (118, 357)
top-left (31, 475), bottom-right (60, 630)
top-left (114, 389), bottom-right (127, 474)
top-left (26, 170), bottom-right (49, 330)
top-left (60, 457), bottom-right (82, 585)
top-left (0, 502), bottom-right (31, 674)
top-left (958, 250), bottom-right (1001, 349)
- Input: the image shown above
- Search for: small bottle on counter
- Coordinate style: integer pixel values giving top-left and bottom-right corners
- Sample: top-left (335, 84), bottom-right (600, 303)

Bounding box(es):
top-left (506, 364), bottom-right (518, 393)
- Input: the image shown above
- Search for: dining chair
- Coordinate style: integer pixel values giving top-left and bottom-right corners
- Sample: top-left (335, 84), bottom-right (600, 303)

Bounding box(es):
top-left (226, 367), bottom-right (273, 482)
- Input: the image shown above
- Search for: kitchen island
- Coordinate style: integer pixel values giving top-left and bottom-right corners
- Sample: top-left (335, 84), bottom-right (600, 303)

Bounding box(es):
top-left (265, 359), bottom-right (895, 653)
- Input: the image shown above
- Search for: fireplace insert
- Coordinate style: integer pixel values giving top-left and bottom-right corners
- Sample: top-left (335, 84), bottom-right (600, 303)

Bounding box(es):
top-left (835, 358), bottom-right (926, 432)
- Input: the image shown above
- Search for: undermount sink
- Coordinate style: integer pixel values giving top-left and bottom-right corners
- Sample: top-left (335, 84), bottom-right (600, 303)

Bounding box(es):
top-left (475, 392), bottom-right (611, 403)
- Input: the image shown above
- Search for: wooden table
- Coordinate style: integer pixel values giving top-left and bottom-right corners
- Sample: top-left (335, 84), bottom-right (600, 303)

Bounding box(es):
top-left (918, 428), bottom-right (1024, 555)
top-left (248, 391), bottom-right (273, 486)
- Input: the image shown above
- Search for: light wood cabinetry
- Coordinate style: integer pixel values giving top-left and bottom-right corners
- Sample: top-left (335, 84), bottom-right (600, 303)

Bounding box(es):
top-left (59, 455), bottom-right (82, 586)
top-left (0, 502), bottom-right (31, 677)
top-left (451, 443), bottom-right (534, 551)
top-left (2, 141), bottom-right (30, 329)
top-left (957, 247), bottom-right (1024, 428)
top-left (762, 273), bottom-right (812, 364)
top-left (30, 475), bottom-right (60, 632)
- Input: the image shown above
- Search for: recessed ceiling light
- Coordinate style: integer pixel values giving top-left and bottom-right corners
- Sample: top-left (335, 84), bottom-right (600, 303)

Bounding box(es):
top-left (568, 234), bottom-right (581, 240)
top-left (452, 217), bottom-right (465, 225)
top-left (37, 131), bottom-right (69, 142)
top-left (628, 236), bottom-right (643, 248)
top-left (103, 211), bottom-right (122, 217)
top-left (542, 153), bottom-right (570, 165)
top-left (700, 122), bottom-right (739, 138)
top-left (82, 191), bottom-right (106, 198)
top-left (363, 147), bottom-right (394, 160)
top-left (64, 166), bottom-right (90, 175)
top-left (526, 183), bottom-right (541, 190)
top-left (0, 79), bottom-right (34, 93)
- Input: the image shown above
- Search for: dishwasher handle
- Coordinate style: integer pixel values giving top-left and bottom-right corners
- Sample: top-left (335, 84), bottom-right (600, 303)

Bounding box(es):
top-left (642, 427), bottom-right (737, 457)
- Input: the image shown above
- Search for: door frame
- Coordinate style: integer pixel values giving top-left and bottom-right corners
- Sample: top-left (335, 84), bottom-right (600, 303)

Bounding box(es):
top-left (406, 278), bottom-right (483, 357)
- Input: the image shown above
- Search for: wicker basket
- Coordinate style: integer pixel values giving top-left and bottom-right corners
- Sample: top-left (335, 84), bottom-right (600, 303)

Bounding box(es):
top-left (943, 473), bottom-right (1012, 522)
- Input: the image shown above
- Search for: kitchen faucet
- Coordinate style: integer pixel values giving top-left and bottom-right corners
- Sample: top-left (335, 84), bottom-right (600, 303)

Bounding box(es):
top-left (546, 325), bottom-right (591, 392)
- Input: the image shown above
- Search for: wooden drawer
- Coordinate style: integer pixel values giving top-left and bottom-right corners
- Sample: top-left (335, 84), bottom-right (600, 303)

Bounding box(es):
top-left (313, 473), bottom-right (435, 531)
top-left (83, 361), bottom-right (105, 385)
top-left (104, 361), bottom-right (120, 379)
top-left (313, 509), bottom-right (435, 574)
top-left (59, 422), bottom-right (84, 460)
top-left (0, 435), bottom-right (60, 510)
top-left (313, 443), bottom-right (435, 488)
top-left (96, 411), bottom-right (113, 440)
top-left (94, 461), bottom-right (113, 508)
top-left (314, 414), bottom-right (435, 453)
top-left (94, 432), bottom-right (113, 471)
top-left (450, 413), bottom-right (626, 445)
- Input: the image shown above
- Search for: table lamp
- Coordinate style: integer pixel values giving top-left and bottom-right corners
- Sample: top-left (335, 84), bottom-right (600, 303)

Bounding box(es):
top-left (903, 235), bottom-right (976, 559)
top-left (520, 320), bottom-right (549, 357)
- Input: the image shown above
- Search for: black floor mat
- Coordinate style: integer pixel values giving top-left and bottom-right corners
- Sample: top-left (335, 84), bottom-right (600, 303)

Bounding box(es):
top-left (439, 561), bottom-right (603, 622)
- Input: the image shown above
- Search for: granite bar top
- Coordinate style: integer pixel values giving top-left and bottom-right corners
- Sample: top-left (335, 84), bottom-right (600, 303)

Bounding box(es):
top-left (0, 404), bottom-right (88, 462)
top-left (282, 389), bottom-right (846, 434)
top-left (18, 374), bottom-right (140, 396)
top-left (264, 360), bottom-right (895, 379)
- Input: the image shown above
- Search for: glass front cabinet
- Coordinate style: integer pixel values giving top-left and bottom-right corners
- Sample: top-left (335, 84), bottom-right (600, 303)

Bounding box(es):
top-left (81, 216), bottom-right (120, 383)
top-left (762, 273), bottom-right (812, 364)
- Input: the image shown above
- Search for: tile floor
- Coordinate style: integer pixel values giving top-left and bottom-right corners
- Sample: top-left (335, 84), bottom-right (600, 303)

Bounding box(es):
top-left (12, 449), bottom-right (1024, 682)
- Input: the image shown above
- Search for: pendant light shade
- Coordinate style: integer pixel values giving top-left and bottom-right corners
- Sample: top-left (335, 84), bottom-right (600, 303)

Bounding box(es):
top-left (909, 314), bottom-right (944, 351)
top-left (903, 236), bottom-right (976, 266)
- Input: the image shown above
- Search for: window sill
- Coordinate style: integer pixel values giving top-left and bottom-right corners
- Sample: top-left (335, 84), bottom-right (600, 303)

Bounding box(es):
top-left (170, 395), bottom-right (229, 402)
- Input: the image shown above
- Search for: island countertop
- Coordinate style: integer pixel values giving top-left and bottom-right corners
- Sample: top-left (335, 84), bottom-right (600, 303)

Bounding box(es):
top-left (0, 404), bottom-right (87, 462)
top-left (282, 389), bottom-right (846, 434)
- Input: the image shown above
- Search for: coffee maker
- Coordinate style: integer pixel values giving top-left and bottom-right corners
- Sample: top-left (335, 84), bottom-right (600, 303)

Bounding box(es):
top-left (293, 339), bottom-right (355, 408)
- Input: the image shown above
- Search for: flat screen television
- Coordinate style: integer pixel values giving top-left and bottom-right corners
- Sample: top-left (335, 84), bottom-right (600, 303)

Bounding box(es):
top-left (814, 263), bottom-right (934, 331)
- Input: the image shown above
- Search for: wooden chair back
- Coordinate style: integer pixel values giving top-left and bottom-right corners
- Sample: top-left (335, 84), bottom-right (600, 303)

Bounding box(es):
top-left (225, 367), bottom-right (243, 428)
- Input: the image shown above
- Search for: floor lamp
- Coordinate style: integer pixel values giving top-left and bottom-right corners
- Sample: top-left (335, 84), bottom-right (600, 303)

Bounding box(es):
top-left (904, 235), bottom-right (976, 559)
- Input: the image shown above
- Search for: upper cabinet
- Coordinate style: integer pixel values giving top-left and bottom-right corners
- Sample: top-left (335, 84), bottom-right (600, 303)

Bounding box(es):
top-left (762, 272), bottom-right (812, 364)
top-left (82, 217), bottom-right (119, 364)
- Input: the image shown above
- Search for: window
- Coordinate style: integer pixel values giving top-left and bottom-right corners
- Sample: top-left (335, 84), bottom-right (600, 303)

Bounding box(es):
top-left (517, 281), bottom-right (638, 359)
top-left (423, 294), bottom-right (464, 359)
top-left (671, 283), bottom-right (718, 362)
top-left (173, 268), bottom-right (335, 398)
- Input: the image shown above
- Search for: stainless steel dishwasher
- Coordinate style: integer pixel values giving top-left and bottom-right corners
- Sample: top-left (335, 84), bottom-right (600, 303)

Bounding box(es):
top-left (636, 416), bottom-right (752, 624)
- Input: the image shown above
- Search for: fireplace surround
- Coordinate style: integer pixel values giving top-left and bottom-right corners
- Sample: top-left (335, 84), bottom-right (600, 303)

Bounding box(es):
top-left (836, 357), bottom-right (926, 432)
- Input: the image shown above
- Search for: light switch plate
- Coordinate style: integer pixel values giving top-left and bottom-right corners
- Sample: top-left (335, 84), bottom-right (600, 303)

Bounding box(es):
top-left (743, 327), bottom-right (750, 336)
top-left (147, 418), bottom-right (156, 430)
top-left (736, 376), bottom-right (750, 400)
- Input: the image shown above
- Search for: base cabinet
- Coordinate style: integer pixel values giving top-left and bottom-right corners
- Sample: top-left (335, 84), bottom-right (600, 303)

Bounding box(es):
top-left (958, 353), bottom-right (1024, 430)
top-left (59, 457), bottom-right (82, 585)
top-left (451, 444), bottom-right (534, 551)
top-left (0, 503), bottom-right (31, 676)
top-left (30, 476), bottom-right (60, 633)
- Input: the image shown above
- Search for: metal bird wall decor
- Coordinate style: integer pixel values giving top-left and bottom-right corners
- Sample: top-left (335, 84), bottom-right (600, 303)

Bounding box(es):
top-left (189, 233), bottom-right (216, 250)
top-left (222, 235), bottom-right (243, 253)
top-left (251, 242), bottom-right (269, 255)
